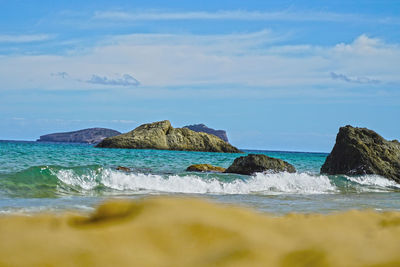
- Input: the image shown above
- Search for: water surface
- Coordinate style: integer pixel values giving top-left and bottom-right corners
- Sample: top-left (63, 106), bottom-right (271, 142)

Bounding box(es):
top-left (0, 140), bottom-right (399, 214)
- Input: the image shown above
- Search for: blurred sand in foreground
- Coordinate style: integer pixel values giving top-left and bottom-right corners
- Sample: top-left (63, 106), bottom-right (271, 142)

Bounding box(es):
top-left (0, 197), bottom-right (400, 267)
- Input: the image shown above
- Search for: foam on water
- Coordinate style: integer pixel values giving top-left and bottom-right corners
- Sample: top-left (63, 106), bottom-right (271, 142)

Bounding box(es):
top-left (251, 172), bottom-right (336, 194)
top-left (54, 168), bottom-right (337, 195)
top-left (344, 175), bottom-right (400, 189)
top-left (56, 169), bottom-right (99, 190)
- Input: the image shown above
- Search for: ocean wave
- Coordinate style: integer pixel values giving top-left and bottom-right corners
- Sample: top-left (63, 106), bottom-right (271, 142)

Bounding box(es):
top-left (344, 175), bottom-right (400, 190)
top-left (251, 172), bottom-right (336, 194)
top-left (56, 169), bottom-right (99, 190)
top-left (2, 166), bottom-right (400, 197)
top-left (55, 168), bottom-right (337, 195)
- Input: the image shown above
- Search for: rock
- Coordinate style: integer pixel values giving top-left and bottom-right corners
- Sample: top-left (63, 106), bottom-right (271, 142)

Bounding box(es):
top-left (37, 128), bottom-right (121, 144)
top-left (184, 124), bottom-right (229, 142)
top-left (321, 125), bottom-right (400, 182)
top-left (186, 164), bottom-right (226, 173)
top-left (96, 120), bottom-right (242, 153)
top-left (116, 166), bottom-right (131, 172)
top-left (225, 154), bottom-right (296, 175)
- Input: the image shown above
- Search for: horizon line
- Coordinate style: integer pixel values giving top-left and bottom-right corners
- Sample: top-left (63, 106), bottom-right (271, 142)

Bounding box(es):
top-left (0, 139), bottom-right (330, 154)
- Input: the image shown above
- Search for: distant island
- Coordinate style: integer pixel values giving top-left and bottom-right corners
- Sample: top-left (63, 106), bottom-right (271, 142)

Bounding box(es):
top-left (37, 128), bottom-right (121, 144)
top-left (183, 124), bottom-right (229, 142)
top-left (35, 122), bottom-right (231, 147)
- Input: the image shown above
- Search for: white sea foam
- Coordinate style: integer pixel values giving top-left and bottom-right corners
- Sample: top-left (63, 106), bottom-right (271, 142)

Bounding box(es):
top-left (55, 169), bottom-right (98, 190)
top-left (250, 172), bottom-right (336, 194)
top-left (344, 175), bottom-right (400, 189)
top-left (54, 168), bottom-right (337, 195)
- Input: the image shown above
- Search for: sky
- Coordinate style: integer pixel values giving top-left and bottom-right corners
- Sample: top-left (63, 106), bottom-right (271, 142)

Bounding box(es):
top-left (0, 0), bottom-right (399, 152)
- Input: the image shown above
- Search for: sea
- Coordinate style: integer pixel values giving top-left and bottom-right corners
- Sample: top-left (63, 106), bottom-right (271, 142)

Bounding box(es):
top-left (0, 140), bottom-right (399, 214)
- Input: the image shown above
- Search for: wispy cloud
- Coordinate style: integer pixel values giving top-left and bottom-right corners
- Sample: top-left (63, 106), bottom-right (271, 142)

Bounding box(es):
top-left (40, 118), bottom-right (136, 124)
top-left (50, 72), bottom-right (69, 79)
top-left (86, 74), bottom-right (140, 87)
top-left (9, 117), bottom-right (136, 124)
top-left (330, 72), bottom-right (381, 84)
top-left (93, 10), bottom-right (400, 24)
top-left (51, 72), bottom-right (140, 87)
top-left (1, 33), bottom-right (398, 95)
top-left (11, 117), bottom-right (25, 121)
top-left (0, 34), bottom-right (53, 43)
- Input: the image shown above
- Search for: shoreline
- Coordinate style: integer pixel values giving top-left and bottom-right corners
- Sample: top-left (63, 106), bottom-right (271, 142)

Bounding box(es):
top-left (0, 197), bottom-right (399, 266)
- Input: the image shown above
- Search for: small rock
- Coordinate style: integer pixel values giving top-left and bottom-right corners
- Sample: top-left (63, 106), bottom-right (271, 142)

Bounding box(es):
top-left (116, 166), bottom-right (131, 172)
top-left (186, 164), bottom-right (226, 173)
top-left (225, 154), bottom-right (296, 175)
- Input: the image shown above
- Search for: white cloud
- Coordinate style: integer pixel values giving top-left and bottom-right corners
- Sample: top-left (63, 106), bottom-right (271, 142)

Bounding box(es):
top-left (0, 34), bottom-right (53, 43)
top-left (93, 10), bottom-right (400, 24)
top-left (0, 32), bottom-right (399, 96)
top-left (334, 34), bottom-right (387, 54)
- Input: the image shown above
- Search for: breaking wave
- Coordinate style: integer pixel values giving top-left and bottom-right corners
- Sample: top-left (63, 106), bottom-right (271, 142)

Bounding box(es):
top-left (58, 169), bottom-right (336, 195)
top-left (1, 166), bottom-right (400, 198)
top-left (343, 175), bottom-right (400, 191)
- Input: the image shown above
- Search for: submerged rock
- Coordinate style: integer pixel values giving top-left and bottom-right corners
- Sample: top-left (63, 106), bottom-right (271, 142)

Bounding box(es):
top-left (186, 164), bottom-right (226, 173)
top-left (321, 125), bottom-right (400, 182)
top-left (183, 124), bottom-right (229, 143)
top-left (96, 120), bottom-right (241, 153)
top-left (116, 166), bottom-right (131, 172)
top-left (37, 128), bottom-right (121, 144)
top-left (225, 154), bottom-right (296, 175)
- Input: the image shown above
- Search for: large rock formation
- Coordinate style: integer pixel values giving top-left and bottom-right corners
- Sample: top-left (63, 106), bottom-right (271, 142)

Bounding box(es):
top-left (37, 128), bottom-right (121, 144)
top-left (321, 125), bottom-right (400, 182)
top-left (96, 120), bottom-right (241, 153)
top-left (184, 124), bottom-right (229, 142)
top-left (225, 154), bottom-right (296, 175)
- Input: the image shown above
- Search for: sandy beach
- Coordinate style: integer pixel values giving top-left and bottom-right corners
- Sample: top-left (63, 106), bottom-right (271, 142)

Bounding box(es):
top-left (1, 197), bottom-right (400, 266)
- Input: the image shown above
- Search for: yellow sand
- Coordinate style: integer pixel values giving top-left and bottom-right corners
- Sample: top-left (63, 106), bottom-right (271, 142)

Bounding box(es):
top-left (1, 197), bottom-right (400, 267)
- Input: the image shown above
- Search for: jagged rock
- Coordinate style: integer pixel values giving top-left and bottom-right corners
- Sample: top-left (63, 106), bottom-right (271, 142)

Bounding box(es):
top-left (321, 125), bottom-right (400, 182)
top-left (184, 124), bottom-right (229, 142)
top-left (186, 164), bottom-right (226, 173)
top-left (225, 154), bottom-right (296, 175)
top-left (116, 166), bottom-right (131, 172)
top-left (37, 128), bottom-right (121, 144)
top-left (96, 120), bottom-right (241, 153)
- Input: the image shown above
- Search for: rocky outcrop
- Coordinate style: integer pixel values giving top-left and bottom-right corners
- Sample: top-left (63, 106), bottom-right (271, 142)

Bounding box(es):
top-left (37, 128), bottom-right (121, 144)
top-left (186, 164), bottom-right (226, 173)
top-left (321, 125), bottom-right (400, 182)
top-left (96, 120), bottom-right (241, 153)
top-left (184, 124), bottom-right (229, 142)
top-left (225, 154), bottom-right (296, 175)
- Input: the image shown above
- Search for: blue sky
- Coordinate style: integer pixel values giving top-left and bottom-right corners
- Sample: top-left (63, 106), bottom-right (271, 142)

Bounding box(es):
top-left (0, 0), bottom-right (399, 152)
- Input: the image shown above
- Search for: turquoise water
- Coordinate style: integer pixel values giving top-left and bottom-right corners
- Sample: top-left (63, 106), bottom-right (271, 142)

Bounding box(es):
top-left (0, 140), bottom-right (399, 214)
